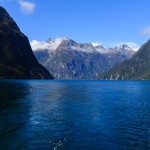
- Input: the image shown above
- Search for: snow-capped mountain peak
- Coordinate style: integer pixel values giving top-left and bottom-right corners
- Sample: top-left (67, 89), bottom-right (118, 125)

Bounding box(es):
top-left (115, 44), bottom-right (133, 51)
top-left (30, 38), bottom-right (135, 57)
top-left (113, 44), bottom-right (135, 58)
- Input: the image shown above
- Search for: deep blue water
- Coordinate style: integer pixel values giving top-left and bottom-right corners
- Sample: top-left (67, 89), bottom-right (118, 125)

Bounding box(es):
top-left (0, 80), bottom-right (150, 150)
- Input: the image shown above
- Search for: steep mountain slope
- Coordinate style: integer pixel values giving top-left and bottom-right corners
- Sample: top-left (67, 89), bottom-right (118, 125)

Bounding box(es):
top-left (32, 38), bottom-right (135, 79)
top-left (0, 6), bottom-right (53, 79)
top-left (98, 40), bottom-right (150, 80)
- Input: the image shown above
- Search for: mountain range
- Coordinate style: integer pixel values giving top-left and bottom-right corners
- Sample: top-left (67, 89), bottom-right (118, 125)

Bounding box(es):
top-left (32, 38), bottom-right (135, 79)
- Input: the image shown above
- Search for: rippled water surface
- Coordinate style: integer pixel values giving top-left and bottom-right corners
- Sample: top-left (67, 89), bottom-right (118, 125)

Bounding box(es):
top-left (0, 80), bottom-right (150, 150)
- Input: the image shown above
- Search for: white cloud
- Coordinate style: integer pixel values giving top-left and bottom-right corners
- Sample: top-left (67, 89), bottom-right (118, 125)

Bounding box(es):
top-left (18, 0), bottom-right (35, 15)
top-left (141, 26), bottom-right (150, 36)
top-left (30, 38), bottom-right (64, 51)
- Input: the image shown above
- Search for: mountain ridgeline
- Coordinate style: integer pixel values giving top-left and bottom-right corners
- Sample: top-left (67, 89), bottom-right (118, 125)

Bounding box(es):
top-left (98, 40), bottom-right (150, 80)
top-left (0, 6), bottom-right (53, 79)
top-left (32, 38), bottom-right (135, 79)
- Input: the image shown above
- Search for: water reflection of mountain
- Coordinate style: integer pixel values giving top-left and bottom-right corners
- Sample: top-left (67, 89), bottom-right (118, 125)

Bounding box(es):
top-left (0, 81), bottom-right (32, 149)
top-left (0, 81), bottom-right (31, 102)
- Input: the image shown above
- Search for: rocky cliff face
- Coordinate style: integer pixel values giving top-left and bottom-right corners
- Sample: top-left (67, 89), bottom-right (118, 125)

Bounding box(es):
top-left (0, 6), bottom-right (53, 79)
top-left (98, 40), bottom-right (150, 80)
top-left (32, 38), bottom-right (135, 79)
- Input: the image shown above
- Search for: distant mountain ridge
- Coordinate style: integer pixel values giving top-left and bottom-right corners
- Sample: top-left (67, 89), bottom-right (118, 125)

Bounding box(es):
top-left (32, 38), bottom-right (135, 79)
top-left (0, 6), bottom-right (53, 79)
top-left (98, 39), bottom-right (150, 80)
top-left (31, 38), bottom-right (135, 56)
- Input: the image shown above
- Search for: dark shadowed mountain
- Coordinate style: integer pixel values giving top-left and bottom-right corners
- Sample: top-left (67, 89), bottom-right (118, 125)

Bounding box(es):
top-left (32, 38), bottom-right (135, 79)
top-left (0, 6), bottom-right (53, 79)
top-left (98, 40), bottom-right (150, 80)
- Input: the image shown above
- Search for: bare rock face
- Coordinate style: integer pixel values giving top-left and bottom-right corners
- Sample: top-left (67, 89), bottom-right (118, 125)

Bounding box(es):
top-left (33, 38), bottom-right (135, 80)
top-left (0, 6), bottom-right (53, 79)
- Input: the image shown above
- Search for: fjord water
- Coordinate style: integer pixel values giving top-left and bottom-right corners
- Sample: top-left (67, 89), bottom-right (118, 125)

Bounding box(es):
top-left (0, 81), bottom-right (150, 150)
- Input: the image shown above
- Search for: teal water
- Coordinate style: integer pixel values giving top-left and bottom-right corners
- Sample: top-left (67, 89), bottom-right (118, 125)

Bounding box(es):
top-left (0, 80), bottom-right (150, 150)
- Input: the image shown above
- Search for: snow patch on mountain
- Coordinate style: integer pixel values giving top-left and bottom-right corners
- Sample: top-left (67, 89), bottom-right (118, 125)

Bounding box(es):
top-left (114, 42), bottom-right (139, 51)
top-left (92, 43), bottom-right (101, 47)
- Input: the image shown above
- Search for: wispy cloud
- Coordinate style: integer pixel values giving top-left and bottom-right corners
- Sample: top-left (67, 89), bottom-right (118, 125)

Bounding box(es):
top-left (18, 0), bottom-right (35, 15)
top-left (141, 26), bottom-right (150, 36)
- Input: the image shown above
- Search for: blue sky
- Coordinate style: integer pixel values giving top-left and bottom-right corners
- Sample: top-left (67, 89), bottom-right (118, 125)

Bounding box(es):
top-left (1, 0), bottom-right (150, 49)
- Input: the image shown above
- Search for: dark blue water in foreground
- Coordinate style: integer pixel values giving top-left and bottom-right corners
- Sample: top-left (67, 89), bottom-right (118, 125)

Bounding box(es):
top-left (0, 80), bottom-right (150, 150)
